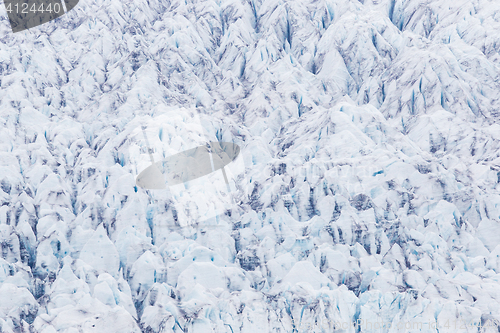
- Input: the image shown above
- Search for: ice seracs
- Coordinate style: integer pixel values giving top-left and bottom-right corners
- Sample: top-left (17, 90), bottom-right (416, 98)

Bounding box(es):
top-left (1, 0), bottom-right (500, 331)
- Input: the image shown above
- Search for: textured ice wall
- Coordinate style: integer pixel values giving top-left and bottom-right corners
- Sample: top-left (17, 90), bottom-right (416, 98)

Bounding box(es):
top-left (1, 0), bottom-right (500, 332)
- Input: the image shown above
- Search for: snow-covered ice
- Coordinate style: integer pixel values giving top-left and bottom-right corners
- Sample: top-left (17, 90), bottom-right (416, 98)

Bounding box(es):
top-left (1, 0), bottom-right (500, 331)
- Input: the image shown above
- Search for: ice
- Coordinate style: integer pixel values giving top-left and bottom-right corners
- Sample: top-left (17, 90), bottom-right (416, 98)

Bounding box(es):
top-left (3, 0), bottom-right (500, 330)
top-left (0, 283), bottom-right (38, 328)
top-left (128, 250), bottom-right (164, 304)
top-left (141, 303), bottom-right (176, 333)
top-left (79, 225), bottom-right (120, 277)
top-left (115, 226), bottom-right (152, 270)
top-left (275, 260), bottom-right (332, 291)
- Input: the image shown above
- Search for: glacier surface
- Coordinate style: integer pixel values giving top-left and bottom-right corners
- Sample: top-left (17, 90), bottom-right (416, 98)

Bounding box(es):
top-left (1, 0), bottom-right (500, 331)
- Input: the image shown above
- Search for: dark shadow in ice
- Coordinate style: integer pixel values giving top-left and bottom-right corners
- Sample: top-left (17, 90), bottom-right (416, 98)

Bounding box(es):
top-left (349, 193), bottom-right (374, 211)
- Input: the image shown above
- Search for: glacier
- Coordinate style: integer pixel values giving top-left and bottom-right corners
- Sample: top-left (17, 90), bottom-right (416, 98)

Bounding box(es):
top-left (1, 0), bottom-right (500, 331)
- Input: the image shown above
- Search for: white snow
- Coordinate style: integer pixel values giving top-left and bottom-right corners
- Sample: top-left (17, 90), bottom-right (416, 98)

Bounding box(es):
top-left (2, 0), bottom-right (500, 331)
